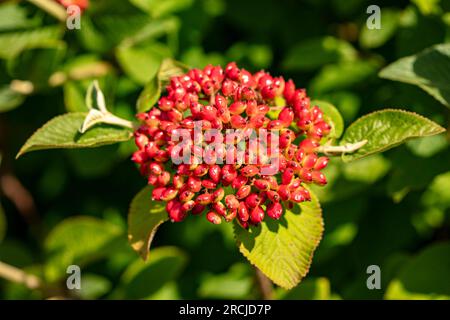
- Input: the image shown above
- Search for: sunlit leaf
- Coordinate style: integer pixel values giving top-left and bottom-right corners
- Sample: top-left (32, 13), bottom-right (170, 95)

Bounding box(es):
top-left (341, 109), bottom-right (445, 162)
top-left (17, 113), bottom-right (133, 158)
top-left (128, 186), bottom-right (168, 260)
top-left (234, 190), bottom-right (323, 289)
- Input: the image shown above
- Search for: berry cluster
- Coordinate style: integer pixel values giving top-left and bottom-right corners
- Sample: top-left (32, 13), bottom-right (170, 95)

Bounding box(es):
top-left (132, 63), bottom-right (331, 228)
top-left (57, 0), bottom-right (89, 11)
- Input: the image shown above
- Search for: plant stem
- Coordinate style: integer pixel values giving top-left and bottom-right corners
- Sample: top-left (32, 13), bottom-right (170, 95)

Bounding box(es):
top-left (317, 140), bottom-right (368, 155)
top-left (0, 261), bottom-right (42, 290)
top-left (27, 0), bottom-right (67, 22)
top-left (254, 267), bottom-right (273, 300)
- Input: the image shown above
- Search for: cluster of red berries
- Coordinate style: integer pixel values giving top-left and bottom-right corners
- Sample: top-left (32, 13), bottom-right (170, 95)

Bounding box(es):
top-left (57, 0), bottom-right (89, 11)
top-left (132, 62), bottom-right (331, 228)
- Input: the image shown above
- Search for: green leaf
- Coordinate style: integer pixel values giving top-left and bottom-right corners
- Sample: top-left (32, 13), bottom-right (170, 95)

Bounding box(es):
top-left (379, 43), bottom-right (450, 108)
top-left (198, 263), bottom-right (253, 299)
top-left (359, 9), bottom-right (399, 48)
top-left (0, 26), bottom-right (63, 59)
top-left (421, 171), bottom-right (450, 210)
top-left (283, 37), bottom-right (357, 71)
top-left (342, 154), bottom-right (391, 183)
top-left (385, 242), bottom-right (450, 299)
top-left (276, 277), bottom-right (331, 300)
top-left (0, 86), bottom-right (26, 113)
top-left (411, 0), bottom-right (442, 15)
top-left (121, 246), bottom-right (187, 299)
top-left (16, 113), bottom-right (133, 158)
top-left (116, 44), bottom-right (164, 84)
top-left (0, 3), bottom-right (38, 31)
top-left (76, 274), bottom-right (112, 299)
top-left (234, 190), bottom-right (323, 289)
top-left (311, 100), bottom-right (344, 139)
top-left (310, 60), bottom-right (379, 94)
top-left (340, 109), bottom-right (445, 162)
top-left (130, 0), bottom-right (194, 18)
top-left (136, 58), bottom-right (188, 112)
top-left (137, 76), bottom-right (161, 113)
top-left (7, 43), bottom-right (66, 90)
top-left (128, 186), bottom-right (168, 260)
top-left (45, 216), bottom-right (122, 281)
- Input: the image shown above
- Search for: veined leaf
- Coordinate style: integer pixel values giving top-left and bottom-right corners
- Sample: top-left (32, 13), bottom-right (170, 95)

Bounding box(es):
top-left (16, 113), bottom-right (133, 158)
top-left (128, 186), bottom-right (168, 260)
top-left (341, 109), bottom-right (445, 162)
top-left (234, 190), bottom-right (323, 289)
top-left (379, 43), bottom-right (450, 108)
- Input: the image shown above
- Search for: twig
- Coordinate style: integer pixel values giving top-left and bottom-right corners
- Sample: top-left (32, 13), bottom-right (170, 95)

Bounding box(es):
top-left (0, 261), bottom-right (42, 290)
top-left (0, 173), bottom-right (40, 225)
top-left (254, 267), bottom-right (273, 300)
top-left (317, 140), bottom-right (368, 155)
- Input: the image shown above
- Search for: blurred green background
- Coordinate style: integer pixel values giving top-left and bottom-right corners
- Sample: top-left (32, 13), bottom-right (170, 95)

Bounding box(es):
top-left (0, 0), bottom-right (449, 299)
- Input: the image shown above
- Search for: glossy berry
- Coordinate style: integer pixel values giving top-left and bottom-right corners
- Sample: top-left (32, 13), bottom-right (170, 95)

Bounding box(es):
top-left (132, 62), bottom-right (331, 227)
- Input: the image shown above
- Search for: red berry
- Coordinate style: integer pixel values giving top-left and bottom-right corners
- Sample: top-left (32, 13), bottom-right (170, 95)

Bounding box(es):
top-left (267, 202), bottom-right (283, 220)
top-left (238, 202), bottom-right (249, 222)
top-left (250, 206), bottom-right (265, 224)
top-left (207, 211), bottom-right (222, 224)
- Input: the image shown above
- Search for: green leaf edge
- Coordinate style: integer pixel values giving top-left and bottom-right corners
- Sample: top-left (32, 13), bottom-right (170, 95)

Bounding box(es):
top-left (340, 108), bottom-right (446, 162)
top-left (16, 112), bottom-right (133, 159)
top-left (233, 190), bottom-right (324, 289)
top-left (128, 186), bottom-right (169, 261)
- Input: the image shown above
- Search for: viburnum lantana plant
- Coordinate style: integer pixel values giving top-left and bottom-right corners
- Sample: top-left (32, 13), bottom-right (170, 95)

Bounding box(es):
top-left (17, 59), bottom-right (445, 289)
top-left (131, 62), bottom-right (331, 227)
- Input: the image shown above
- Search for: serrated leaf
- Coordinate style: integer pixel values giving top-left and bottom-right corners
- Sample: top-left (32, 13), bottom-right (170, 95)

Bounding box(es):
top-left (120, 246), bottom-right (187, 299)
top-left (16, 113), bottom-right (133, 158)
top-left (379, 43), bottom-right (450, 108)
top-left (234, 191), bottom-right (323, 289)
top-left (341, 109), bottom-right (445, 162)
top-left (311, 100), bottom-right (344, 139)
top-left (128, 186), bottom-right (168, 261)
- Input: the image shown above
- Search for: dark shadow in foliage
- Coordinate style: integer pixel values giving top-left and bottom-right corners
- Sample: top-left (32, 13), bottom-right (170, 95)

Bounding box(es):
top-left (413, 48), bottom-right (450, 106)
